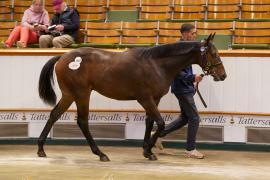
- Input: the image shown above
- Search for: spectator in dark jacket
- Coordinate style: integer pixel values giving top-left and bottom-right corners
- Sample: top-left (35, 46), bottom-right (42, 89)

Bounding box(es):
top-left (155, 24), bottom-right (205, 159)
top-left (39, 0), bottom-right (79, 48)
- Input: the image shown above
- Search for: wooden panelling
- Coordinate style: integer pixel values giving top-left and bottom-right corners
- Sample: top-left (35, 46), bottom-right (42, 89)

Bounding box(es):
top-left (164, 126), bottom-right (223, 142)
top-left (0, 123), bottom-right (28, 137)
top-left (247, 128), bottom-right (270, 144)
top-left (53, 123), bottom-right (125, 139)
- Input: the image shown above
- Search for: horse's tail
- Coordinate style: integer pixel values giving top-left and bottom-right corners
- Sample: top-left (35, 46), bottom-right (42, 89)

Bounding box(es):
top-left (38, 55), bottom-right (61, 106)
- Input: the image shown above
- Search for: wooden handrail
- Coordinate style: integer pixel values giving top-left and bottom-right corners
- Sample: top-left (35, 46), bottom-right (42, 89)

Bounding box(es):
top-left (0, 108), bottom-right (270, 116)
top-left (1, 49), bottom-right (270, 57)
top-left (75, 0), bottom-right (107, 6)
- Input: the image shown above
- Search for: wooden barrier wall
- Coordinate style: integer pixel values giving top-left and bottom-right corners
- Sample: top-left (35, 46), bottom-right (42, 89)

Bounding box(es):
top-left (0, 49), bottom-right (269, 145)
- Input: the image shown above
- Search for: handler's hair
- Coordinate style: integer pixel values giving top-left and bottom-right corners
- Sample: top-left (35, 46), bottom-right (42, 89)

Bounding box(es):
top-left (180, 23), bottom-right (195, 33)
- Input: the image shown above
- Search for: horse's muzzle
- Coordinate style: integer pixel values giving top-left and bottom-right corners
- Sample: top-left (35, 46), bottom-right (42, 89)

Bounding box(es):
top-left (214, 73), bottom-right (227, 81)
top-left (220, 73), bottom-right (227, 81)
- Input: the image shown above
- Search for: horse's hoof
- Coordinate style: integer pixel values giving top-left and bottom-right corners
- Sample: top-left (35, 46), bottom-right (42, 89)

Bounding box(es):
top-left (148, 154), bottom-right (158, 161)
top-left (100, 155), bottom-right (110, 162)
top-left (37, 151), bottom-right (47, 157)
top-left (143, 152), bottom-right (150, 158)
top-left (143, 152), bottom-right (157, 160)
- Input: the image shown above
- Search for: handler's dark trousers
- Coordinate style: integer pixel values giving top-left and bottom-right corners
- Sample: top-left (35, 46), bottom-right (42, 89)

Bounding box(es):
top-left (160, 93), bottom-right (200, 151)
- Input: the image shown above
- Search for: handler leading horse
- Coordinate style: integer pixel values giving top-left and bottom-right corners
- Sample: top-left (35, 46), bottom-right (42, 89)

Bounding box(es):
top-left (38, 34), bottom-right (226, 161)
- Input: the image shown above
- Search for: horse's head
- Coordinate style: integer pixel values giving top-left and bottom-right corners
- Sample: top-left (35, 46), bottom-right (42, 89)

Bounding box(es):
top-left (199, 33), bottom-right (227, 81)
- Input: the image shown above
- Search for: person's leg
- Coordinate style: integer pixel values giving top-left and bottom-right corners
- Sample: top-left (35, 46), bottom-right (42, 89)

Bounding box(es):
top-left (39, 35), bottom-right (54, 48)
top-left (4, 26), bottom-right (22, 47)
top-left (154, 95), bottom-right (188, 150)
top-left (178, 94), bottom-right (204, 158)
top-left (27, 30), bottom-right (38, 45)
top-left (159, 95), bottom-right (188, 137)
top-left (17, 26), bottom-right (30, 47)
top-left (52, 34), bottom-right (74, 48)
top-left (178, 94), bottom-right (200, 151)
top-left (17, 27), bottom-right (38, 47)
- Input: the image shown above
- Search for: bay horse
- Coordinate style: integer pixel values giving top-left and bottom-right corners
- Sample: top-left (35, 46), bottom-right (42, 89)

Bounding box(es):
top-left (38, 34), bottom-right (226, 161)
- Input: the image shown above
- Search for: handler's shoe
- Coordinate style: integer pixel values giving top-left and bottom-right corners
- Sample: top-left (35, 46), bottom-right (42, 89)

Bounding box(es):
top-left (151, 132), bottom-right (164, 150)
top-left (185, 149), bottom-right (204, 159)
top-left (155, 137), bottom-right (164, 150)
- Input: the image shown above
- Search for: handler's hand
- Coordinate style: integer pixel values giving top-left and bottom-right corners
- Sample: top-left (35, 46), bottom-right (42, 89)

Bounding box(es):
top-left (55, 24), bottom-right (64, 31)
top-left (195, 74), bottom-right (203, 83)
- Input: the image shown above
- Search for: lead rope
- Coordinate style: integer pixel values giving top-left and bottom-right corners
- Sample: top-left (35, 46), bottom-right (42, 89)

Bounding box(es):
top-left (195, 74), bottom-right (207, 108)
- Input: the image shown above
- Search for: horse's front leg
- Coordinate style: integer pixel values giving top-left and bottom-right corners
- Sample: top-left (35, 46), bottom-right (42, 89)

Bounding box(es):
top-left (138, 97), bottom-right (164, 160)
top-left (143, 115), bottom-right (155, 159)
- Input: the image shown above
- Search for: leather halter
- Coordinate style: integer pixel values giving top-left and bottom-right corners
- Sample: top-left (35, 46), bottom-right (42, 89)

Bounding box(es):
top-left (196, 43), bottom-right (223, 108)
top-left (200, 44), bottom-right (223, 76)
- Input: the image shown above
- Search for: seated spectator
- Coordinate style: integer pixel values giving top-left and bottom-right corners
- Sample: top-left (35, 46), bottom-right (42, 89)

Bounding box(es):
top-left (39, 0), bottom-right (80, 48)
top-left (0, 0), bottom-right (49, 48)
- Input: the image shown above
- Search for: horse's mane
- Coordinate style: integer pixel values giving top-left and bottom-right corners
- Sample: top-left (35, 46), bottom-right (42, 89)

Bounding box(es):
top-left (133, 41), bottom-right (200, 59)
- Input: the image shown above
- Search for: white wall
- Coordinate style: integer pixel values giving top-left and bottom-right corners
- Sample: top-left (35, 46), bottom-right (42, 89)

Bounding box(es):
top-left (0, 55), bottom-right (269, 114)
top-left (192, 57), bottom-right (270, 113)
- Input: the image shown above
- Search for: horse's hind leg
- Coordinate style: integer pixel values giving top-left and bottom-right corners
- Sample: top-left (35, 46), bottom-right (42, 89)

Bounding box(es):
top-left (37, 95), bottom-right (73, 157)
top-left (75, 93), bottom-right (110, 162)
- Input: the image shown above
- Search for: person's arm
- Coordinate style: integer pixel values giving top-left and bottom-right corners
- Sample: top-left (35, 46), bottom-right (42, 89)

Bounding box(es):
top-left (38, 11), bottom-right (50, 31)
top-left (177, 68), bottom-right (196, 83)
top-left (63, 9), bottom-right (79, 31)
top-left (21, 9), bottom-right (34, 30)
top-left (42, 11), bottom-right (50, 26)
top-left (50, 14), bottom-right (57, 26)
top-left (178, 70), bottom-right (203, 83)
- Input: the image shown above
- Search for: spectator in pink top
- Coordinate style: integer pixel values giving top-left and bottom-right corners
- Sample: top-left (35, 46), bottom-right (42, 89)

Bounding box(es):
top-left (0, 0), bottom-right (49, 48)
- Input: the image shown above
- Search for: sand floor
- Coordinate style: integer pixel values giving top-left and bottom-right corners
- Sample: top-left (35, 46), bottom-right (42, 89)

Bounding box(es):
top-left (0, 145), bottom-right (269, 180)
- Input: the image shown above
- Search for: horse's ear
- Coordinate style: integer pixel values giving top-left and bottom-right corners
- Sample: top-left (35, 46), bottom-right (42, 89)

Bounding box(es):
top-left (211, 32), bottom-right (216, 40)
top-left (206, 33), bottom-right (212, 45)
